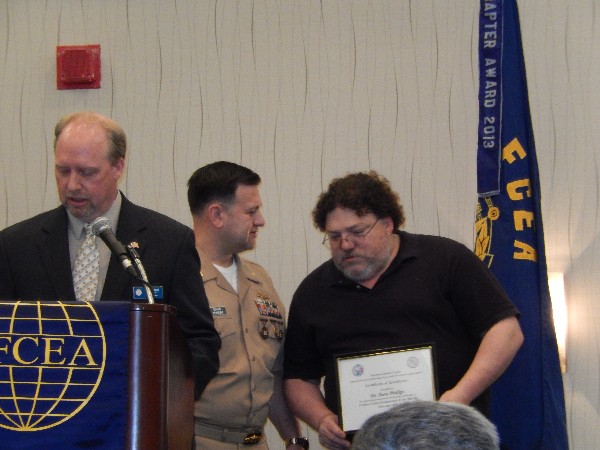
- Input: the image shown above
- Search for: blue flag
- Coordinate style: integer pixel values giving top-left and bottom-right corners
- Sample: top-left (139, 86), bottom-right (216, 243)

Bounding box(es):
top-left (475, 1), bottom-right (568, 448)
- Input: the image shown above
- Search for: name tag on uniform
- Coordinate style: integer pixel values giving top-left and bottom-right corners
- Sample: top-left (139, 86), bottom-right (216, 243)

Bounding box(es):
top-left (210, 306), bottom-right (227, 316)
top-left (132, 286), bottom-right (164, 300)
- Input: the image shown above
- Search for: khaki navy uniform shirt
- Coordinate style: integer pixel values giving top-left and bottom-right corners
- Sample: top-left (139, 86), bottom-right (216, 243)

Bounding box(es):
top-left (195, 252), bottom-right (286, 430)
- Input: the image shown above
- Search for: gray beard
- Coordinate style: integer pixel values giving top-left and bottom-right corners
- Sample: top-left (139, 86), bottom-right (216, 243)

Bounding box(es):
top-left (334, 248), bottom-right (394, 284)
top-left (338, 263), bottom-right (381, 282)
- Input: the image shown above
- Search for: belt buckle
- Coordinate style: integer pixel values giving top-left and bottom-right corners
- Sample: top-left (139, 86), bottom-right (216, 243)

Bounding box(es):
top-left (242, 432), bottom-right (262, 445)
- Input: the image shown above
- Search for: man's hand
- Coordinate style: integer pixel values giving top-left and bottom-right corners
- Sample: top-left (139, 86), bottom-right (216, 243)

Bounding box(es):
top-left (439, 316), bottom-right (524, 405)
top-left (317, 414), bottom-right (351, 450)
top-left (439, 388), bottom-right (471, 404)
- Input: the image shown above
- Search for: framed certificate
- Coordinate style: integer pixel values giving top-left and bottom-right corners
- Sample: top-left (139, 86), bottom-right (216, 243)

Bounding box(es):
top-left (334, 344), bottom-right (437, 433)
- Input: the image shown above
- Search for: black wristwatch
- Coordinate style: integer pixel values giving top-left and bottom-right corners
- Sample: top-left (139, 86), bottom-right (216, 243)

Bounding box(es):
top-left (286, 437), bottom-right (309, 449)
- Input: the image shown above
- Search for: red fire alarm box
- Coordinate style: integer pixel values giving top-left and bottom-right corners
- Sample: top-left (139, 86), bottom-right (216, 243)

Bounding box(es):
top-left (56, 44), bottom-right (101, 90)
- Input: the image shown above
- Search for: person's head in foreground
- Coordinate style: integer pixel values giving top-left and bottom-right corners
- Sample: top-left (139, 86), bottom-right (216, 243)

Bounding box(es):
top-left (351, 401), bottom-right (500, 450)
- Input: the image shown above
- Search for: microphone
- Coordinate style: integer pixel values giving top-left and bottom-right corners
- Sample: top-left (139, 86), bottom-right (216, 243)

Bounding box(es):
top-left (127, 243), bottom-right (155, 304)
top-left (90, 217), bottom-right (138, 277)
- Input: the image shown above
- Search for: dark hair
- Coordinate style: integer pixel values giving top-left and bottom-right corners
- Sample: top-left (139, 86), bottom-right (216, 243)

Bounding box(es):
top-left (54, 111), bottom-right (126, 165)
top-left (312, 171), bottom-right (405, 231)
top-left (351, 401), bottom-right (500, 450)
top-left (187, 161), bottom-right (261, 214)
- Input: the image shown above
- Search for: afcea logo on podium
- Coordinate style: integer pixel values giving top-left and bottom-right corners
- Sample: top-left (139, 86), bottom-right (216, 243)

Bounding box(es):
top-left (0, 301), bottom-right (106, 431)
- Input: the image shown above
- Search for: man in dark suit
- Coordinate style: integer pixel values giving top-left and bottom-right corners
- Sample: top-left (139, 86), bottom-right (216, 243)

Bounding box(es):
top-left (0, 111), bottom-right (220, 396)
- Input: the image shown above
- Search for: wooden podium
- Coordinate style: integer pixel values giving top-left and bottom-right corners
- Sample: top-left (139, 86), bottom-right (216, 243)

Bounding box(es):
top-left (0, 301), bottom-right (194, 450)
top-left (128, 303), bottom-right (195, 450)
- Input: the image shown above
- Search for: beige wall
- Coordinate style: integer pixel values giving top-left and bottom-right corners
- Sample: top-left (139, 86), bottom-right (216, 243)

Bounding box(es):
top-left (1, 1), bottom-right (597, 447)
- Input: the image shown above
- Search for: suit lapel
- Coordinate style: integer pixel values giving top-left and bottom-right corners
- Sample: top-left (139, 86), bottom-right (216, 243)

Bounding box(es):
top-left (100, 195), bottom-right (148, 300)
top-left (39, 207), bottom-right (77, 301)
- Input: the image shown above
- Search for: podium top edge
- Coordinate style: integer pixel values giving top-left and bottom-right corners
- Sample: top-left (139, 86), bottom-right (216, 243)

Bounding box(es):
top-left (0, 299), bottom-right (174, 314)
top-left (129, 302), bottom-right (173, 313)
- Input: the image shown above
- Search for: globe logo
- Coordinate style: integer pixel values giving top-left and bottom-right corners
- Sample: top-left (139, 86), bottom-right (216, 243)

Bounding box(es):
top-left (0, 301), bottom-right (106, 431)
top-left (407, 356), bottom-right (419, 369)
top-left (352, 364), bottom-right (364, 377)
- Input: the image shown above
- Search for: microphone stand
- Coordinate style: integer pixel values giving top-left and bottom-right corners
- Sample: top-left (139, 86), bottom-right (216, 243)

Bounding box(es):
top-left (127, 244), bottom-right (155, 304)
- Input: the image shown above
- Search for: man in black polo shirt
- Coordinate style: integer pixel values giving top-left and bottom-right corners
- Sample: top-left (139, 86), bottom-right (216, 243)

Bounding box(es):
top-left (282, 171), bottom-right (523, 450)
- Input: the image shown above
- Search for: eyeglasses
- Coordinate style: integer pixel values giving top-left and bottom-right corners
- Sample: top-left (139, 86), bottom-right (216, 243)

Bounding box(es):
top-left (322, 220), bottom-right (380, 249)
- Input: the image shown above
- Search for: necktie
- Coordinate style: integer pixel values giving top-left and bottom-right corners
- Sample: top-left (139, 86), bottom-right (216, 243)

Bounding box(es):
top-left (72, 224), bottom-right (100, 302)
